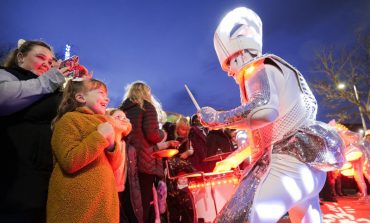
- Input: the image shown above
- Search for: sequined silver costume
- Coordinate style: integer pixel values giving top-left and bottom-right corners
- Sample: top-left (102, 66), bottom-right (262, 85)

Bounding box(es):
top-left (198, 7), bottom-right (345, 223)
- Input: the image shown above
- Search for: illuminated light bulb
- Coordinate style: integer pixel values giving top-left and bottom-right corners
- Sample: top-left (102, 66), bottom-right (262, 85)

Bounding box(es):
top-left (64, 44), bottom-right (71, 60)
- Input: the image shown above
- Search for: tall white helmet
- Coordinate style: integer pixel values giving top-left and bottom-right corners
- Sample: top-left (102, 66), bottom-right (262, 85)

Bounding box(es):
top-left (214, 7), bottom-right (263, 71)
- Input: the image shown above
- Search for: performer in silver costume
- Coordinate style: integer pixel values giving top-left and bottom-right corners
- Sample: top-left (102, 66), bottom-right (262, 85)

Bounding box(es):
top-left (198, 7), bottom-right (345, 222)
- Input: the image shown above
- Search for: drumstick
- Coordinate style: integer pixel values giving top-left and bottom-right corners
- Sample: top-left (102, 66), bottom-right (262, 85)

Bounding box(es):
top-left (184, 84), bottom-right (201, 111)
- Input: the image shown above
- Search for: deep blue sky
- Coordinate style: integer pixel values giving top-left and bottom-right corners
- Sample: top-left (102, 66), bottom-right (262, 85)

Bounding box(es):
top-left (1, 0), bottom-right (369, 122)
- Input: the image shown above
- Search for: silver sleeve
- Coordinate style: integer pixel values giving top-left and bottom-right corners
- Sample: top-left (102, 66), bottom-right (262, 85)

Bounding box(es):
top-left (200, 68), bottom-right (274, 129)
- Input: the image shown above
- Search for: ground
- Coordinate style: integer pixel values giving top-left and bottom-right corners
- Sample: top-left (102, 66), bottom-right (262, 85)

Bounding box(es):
top-left (278, 195), bottom-right (370, 223)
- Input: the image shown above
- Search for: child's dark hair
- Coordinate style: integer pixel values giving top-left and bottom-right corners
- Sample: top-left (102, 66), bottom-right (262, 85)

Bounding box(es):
top-left (51, 78), bottom-right (107, 129)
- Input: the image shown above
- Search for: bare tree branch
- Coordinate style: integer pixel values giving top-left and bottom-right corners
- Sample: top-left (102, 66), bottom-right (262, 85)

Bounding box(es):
top-left (310, 28), bottom-right (370, 124)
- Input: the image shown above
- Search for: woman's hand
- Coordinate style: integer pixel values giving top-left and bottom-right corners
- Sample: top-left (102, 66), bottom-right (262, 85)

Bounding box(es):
top-left (167, 140), bottom-right (180, 148)
top-left (157, 140), bottom-right (180, 150)
top-left (51, 59), bottom-right (72, 77)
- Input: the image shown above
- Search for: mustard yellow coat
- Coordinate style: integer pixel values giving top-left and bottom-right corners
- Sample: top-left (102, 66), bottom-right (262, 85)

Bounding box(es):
top-left (47, 108), bottom-right (122, 223)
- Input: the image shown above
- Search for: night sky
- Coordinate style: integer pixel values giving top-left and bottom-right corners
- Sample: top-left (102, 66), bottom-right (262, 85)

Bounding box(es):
top-left (1, 0), bottom-right (369, 122)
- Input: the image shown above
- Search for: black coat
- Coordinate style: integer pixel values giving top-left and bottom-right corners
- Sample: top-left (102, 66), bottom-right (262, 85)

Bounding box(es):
top-left (120, 99), bottom-right (165, 177)
top-left (0, 67), bottom-right (62, 211)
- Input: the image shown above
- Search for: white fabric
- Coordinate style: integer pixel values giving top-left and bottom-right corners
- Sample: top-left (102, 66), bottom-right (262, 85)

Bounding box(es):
top-left (251, 154), bottom-right (326, 223)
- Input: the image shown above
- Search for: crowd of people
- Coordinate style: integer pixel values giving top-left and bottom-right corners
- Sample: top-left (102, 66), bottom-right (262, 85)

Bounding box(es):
top-left (0, 38), bottom-right (235, 223)
top-left (0, 6), bottom-right (369, 223)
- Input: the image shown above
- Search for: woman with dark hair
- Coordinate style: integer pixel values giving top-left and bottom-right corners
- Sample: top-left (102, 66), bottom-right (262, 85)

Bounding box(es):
top-left (0, 39), bottom-right (74, 223)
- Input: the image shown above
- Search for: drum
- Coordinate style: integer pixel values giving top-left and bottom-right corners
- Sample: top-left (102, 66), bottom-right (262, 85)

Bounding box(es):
top-left (186, 170), bottom-right (240, 223)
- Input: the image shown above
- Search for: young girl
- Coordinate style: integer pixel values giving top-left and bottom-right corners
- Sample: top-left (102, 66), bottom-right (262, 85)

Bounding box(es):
top-left (107, 108), bottom-right (132, 192)
top-left (47, 78), bottom-right (124, 223)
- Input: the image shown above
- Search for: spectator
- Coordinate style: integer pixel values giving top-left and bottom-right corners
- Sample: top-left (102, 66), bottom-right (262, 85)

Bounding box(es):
top-left (119, 81), bottom-right (166, 223)
top-left (0, 39), bottom-right (72, 223)
top-left (162, 116), bottom-right (196, 223)
top-left (48, 78), bottom-right (123, 222)
top-left (106, 108), bottom-right (132, 192)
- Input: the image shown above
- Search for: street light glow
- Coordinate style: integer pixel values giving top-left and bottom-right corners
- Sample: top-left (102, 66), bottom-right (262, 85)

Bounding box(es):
top-left (337, 83), bottom-right (346, 89)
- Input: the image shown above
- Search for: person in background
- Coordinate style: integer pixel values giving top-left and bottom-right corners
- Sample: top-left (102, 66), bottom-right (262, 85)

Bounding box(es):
top-left (333, 124), bottom-right (369, 202)
top-left (363, 130), bottom-right (370, 184)
top-left (188, 114), bottom-right (209, 172)
top-left (0, 39), bottom-right (73, 223)
top-left (162, 116), bottom-right (196, 223)
top-left (119, 81), bottom-right (166, 223)
top-left (47, 78), bottom-right (123, 222)
top-left (106, 108), bottom-right (132, 192)
top-left (106, 108), bottom-right (133, 222)
top-left (198, 7), bottom-right (345, 222)
top-left (205, 128), bottom-right (234, 172)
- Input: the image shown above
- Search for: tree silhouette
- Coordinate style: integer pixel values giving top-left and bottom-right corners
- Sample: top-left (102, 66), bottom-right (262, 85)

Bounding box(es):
top-left (310, 29), bottom-right (370, 127)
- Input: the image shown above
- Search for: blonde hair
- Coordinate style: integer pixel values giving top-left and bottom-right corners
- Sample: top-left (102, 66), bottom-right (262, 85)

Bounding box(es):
top-left (151, 95), bottom-right (167, 125)
top-left (52, 78), bottom-right (107, 129)
top-left (175, 116), bottom-right (190, 138)
top-left (123, 81), bottom-right (152, 109)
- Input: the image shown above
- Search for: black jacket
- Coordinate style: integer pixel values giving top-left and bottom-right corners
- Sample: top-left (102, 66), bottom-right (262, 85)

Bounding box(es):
top-left (120, 99), bottom-right (165, 176)
top-left (0, 66), bottom-right (62, 211)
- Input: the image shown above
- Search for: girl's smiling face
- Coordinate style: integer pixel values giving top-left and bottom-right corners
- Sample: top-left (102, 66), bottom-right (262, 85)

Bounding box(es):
top-left (83, 86), bottom-right (110, 115)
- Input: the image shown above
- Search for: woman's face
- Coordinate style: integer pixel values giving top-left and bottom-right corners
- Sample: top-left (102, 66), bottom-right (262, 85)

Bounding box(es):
top-left (177, 125), bottom-right (189, 138)
top-left (18, 45), bottom-right (54, 76)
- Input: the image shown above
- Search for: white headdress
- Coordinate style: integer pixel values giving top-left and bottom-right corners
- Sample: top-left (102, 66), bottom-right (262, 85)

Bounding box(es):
top-left (17, 39), bottom-right (26, 49)
top-left (214, 7), bottom-right (263, 72)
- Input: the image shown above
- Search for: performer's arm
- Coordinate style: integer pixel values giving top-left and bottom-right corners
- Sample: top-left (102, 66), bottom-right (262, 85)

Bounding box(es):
top-left (199, 64), bottom-right (284, 130)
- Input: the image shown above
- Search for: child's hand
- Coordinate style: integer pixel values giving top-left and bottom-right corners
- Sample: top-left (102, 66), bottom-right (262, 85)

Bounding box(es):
top-left (107, 115), bottom-right (132, 137)
top-left (116, 118), bottom-right (132, 136)
top-left (98, 122), bottom-right (115, 149)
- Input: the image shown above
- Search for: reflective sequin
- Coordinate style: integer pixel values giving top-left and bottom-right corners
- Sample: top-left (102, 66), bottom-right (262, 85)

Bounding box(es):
top-left (214, 152), bottom-right (270, 223)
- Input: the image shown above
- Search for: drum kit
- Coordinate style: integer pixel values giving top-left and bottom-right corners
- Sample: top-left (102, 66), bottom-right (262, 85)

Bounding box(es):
top-left (152, 149), bottom-right (240, 222)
